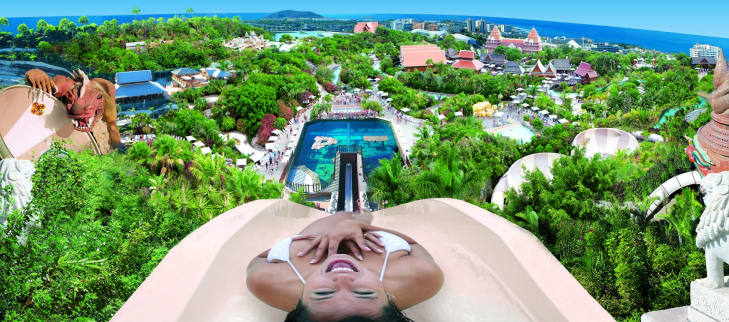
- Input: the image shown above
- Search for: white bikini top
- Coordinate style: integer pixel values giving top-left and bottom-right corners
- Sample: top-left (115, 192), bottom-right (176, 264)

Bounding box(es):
top-left (267, 231), bottom-right (411, 284)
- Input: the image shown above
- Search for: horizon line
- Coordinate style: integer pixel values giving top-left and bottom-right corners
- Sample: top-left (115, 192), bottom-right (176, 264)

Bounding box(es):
top-left (2, 11), bottom-right (728, 41)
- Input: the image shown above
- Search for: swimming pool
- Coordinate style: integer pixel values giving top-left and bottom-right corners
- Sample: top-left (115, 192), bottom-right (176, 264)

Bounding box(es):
top-left (287, 119), bottom-right (399, 187)
top-left (488, 123), bottom-right (535, 143)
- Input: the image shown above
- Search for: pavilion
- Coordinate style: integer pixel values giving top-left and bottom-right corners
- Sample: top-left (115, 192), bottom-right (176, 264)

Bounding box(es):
top-left (114, 70), bottom-right (167, 111)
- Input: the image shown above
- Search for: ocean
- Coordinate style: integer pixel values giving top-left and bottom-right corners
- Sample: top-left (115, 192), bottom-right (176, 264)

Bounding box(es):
top-left (1, 13), bottom-right (728, 54)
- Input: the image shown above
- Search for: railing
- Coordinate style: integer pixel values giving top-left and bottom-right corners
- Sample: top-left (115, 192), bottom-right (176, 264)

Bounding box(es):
top-left (286, 182), bottom-right (322, 193)
top-left (336, 144), bottom-right (362, 154)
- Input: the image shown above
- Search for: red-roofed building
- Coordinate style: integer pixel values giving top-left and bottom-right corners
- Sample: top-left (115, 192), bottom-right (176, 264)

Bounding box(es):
top-left (457, 50), bottom-right (475, 60)
top-left (484, 27), bottom-right (542, 54)
top-left (400, 44), bottom-right (446, 72)
top-left (452, 59), bottom-right (485, 72)
top-left (354, 22), bottom-right (379, 33)
top-left (574, 62), bottom-right (598, 83)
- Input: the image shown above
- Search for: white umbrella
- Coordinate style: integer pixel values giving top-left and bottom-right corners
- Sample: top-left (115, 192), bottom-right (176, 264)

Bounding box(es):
top-left (437, 115), bottom-right (446, 120)
top-left (539, 110), bottom-right (549, 115)
top-left (558, 118), bottom-right (569, 124)
top-left (454, 111), bottom-right (463, 117)
top-left (549, 114), bottom-right (558, 119)
top-left (531, 106), bottom-right (540, 112)
top-left (271, 129), bottom-right (283, 136)
top-left (185, 136), bottom-right (196, 142)
top-left (265, 143), bottom-right (276, 151)
top-left (296, 106), bottom-right (303, 111)
top-left (193, 141), bottom-right (205, 148)
top-left (401, 108), bottom-right (411, 113)
top-left (236, 159), bottom-right (247, 167)
top-left (522, 103), bottom-right (530, 107)
top-left (493, 111), bottom-right (504, 118)
top-left (200, 147), bottom-right (212, 155)
top-left (517, 88), bottom-right (524, 91)
top-left (510, 95), bottom-right (517, 99)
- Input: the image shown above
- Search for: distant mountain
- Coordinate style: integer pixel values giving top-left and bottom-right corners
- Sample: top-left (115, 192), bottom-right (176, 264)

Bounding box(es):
top-left (265, 10), bottom-right (324, 19)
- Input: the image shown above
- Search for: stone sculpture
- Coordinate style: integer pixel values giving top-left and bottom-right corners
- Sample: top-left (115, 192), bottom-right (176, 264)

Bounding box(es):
top-left (695, 172), bottom-right (729, 288)
top-left (24, 68), bottom-right (121, 148)
top-left (0, 158), bottom-right (35, 224)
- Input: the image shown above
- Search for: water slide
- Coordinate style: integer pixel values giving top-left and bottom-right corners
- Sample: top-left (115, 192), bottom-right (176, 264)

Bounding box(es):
top-left (645, 171), bottom-right (703, 216)
top-left (491, 153), bottom-right (565, 209)
top-left (344, 163), bottom-right (353, 212)
top-left (112, 199), bottom-right (613, 322)
top-left (336, 152), bottom-right (360, 212)
top-left (572, 128), bottom-right (639, 158)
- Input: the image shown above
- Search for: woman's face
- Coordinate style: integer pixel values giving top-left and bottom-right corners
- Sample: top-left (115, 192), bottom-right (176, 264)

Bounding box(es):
top-left (302, 254), bottom-right (388, 320)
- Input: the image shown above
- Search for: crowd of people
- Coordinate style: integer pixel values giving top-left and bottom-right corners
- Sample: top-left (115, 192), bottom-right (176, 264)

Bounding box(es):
top-left (318, 110), bottom-right (378, 120)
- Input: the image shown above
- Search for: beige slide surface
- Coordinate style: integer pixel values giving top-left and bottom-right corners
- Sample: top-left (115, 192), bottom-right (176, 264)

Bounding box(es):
top-left (113, 199), bottom-right (614, 322)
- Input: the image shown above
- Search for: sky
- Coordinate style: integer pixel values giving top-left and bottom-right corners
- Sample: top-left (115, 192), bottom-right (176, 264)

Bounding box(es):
top-left (2, 0), bottom-right (728, 39)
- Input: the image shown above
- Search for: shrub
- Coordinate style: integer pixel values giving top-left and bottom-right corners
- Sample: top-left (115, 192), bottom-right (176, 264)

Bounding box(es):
top-left (235, 118), bottom-right (246, 133)
top-left (278, 105), bottom-right (294, 120)
top-left (256, 114), bottom-right (276, 145)
top-left (324, 82), bottom-right (339, 92)
top-left (274, 117), bottom-right (287, 130)
top-left (531, 118), bottom-right (544, 131)
top-left (220, 116), bottom-right (236, 131)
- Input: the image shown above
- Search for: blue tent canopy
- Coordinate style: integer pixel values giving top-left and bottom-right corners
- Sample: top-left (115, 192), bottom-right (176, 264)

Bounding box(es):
top-left (116, 70), bottom-right (153, 84)
top-left (171, 68), bottom-right (200, 76)
top-left (116, 82), bottom-right (166, 99)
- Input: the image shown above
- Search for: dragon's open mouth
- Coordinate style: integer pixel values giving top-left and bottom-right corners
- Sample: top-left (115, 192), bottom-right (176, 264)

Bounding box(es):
top-left (70, 112), bottom-right (99, 132)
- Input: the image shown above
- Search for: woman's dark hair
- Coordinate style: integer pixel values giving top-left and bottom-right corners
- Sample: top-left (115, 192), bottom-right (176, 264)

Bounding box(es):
top-left (284, 300), bottom-right (413, 322)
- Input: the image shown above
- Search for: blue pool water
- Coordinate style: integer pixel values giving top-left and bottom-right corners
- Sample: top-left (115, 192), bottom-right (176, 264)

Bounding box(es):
top-left (287, 119), bottom-right (398, 186)
top-left (490, 124), bottom-right (535, 143)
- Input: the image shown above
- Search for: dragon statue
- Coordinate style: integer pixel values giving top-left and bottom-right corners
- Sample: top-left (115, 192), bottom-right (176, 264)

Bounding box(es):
top-left (24, 68), bottom-right (121, 148)
top-left (689, 50), bottom-right (729, 289)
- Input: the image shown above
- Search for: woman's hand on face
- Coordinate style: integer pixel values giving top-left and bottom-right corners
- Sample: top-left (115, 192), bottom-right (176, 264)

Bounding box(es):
top-left (294, 222), bottom-right (385, 264)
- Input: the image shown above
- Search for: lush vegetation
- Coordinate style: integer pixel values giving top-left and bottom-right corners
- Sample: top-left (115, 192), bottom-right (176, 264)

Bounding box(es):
top-left (0, 140), bottom-right (283, 320)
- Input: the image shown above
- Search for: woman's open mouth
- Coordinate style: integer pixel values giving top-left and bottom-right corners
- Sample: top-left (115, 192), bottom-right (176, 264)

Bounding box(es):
top-left (326, 259), bottom-right (359, 273)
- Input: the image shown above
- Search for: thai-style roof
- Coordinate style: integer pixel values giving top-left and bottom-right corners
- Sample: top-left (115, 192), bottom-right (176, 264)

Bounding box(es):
top-left (446, 48), bottom-right (459, 59)
top-left (452, 59), bottom-right (485, 72)
top-left (116, 70), bottom-right (153, 84)
top-left (574, 62), bottom-right (595, 77)
top-left (504, 61), bottom-right (524, 74)
top-left (481, 53), bottom-right (507, 65)
top-left (550, 59), bottom-right (571, 71)
top-left (457, 50), bottom-right (475, 60)
top-left (488, 26), bottom-right (502, 41)
top-left (544, 61), bottom-right (557, 76)
top-left (526, 27), bottom-right (541, 44)
top-left (530, 60), bottom-right (546, 74)
top-left (400, 44), bottom-right (446, 68)
top-left (691, 56), bottom-right (717, 66)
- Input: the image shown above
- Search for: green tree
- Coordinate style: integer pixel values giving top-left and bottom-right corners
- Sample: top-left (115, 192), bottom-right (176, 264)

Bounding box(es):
top-left (220, 82), bottom-right (278, 135)
top-left (0, 17), bottom-right (8, 32)
top-left (79, 16), bottom-right (89, 26)
top-left (132, 6), bottom-right (141, 16)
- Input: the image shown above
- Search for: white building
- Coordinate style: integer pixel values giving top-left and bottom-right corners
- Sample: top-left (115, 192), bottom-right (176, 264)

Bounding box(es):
top-left (690, 43), bottom-right (720, 58)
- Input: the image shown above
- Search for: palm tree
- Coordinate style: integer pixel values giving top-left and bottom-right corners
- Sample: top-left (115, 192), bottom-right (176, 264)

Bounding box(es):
top-left (79, 16), bottom-right (89, 26)
top-left (368, 156), bottom-right (405, 207)
top-left (0, 17), bottom-right (9, 33)
top-left (132, 6), bottom-right (141, 16)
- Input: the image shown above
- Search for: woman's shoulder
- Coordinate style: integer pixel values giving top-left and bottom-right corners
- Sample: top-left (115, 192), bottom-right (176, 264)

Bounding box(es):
top-left (384, 244), bottom-right (444, 309)
top-left (246, 257), bottom-right (304, 311)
